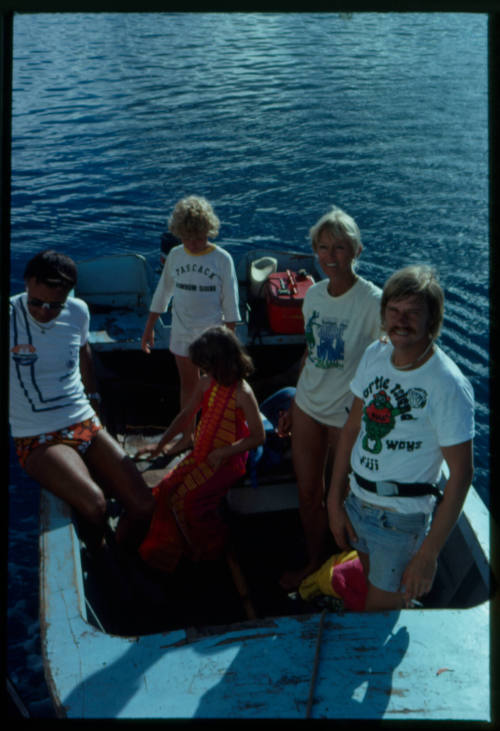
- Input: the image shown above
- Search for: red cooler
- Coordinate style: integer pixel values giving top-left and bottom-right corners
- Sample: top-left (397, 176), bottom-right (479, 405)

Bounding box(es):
top-left (266, 269), bottom-right (314, 334)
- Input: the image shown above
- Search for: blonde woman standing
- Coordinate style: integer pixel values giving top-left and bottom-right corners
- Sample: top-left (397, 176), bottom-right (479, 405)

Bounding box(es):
top-left (278, 206), bottom-right (381, 590)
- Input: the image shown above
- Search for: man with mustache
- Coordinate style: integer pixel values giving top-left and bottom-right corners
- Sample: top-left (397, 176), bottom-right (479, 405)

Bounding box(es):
top-left (327, 265), bottom-right (475, 611)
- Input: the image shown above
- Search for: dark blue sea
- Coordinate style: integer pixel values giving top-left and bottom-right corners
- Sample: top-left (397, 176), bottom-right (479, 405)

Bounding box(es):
top-left (8, 12), bottom-right (489, 717)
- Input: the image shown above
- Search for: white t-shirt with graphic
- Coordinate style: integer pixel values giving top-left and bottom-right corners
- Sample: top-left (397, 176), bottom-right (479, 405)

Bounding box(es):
top-left (349, 339), bottom-right (475, 514)
top-left (150, 244), bottom-right (240, 356)
top-left (9, 293), bottom-right (95, 437)
top-left (295, 277), bottom-right (382, 427)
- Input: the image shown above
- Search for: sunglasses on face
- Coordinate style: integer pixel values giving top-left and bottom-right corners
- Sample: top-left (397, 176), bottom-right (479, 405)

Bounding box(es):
top-left (27, 297), bottom-right (66, 311)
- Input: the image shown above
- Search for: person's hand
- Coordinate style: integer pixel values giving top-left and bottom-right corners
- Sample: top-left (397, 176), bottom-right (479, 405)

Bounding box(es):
top-left (276, 409), bottom-right (292, 437)
top-left (141, 329), bottom-right (155, 354)
top-left (207, 447), bottom-right (228, 470)
top-left (134, 443), bottom-right (162, 461)
top-left (328, 503), bottom-right (358, 551)
top-left (400, 550), bottom-right (437, 607)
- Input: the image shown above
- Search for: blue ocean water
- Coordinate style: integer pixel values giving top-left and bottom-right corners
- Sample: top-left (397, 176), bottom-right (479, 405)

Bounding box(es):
top-left (8, 12), bottom-right (489, 716)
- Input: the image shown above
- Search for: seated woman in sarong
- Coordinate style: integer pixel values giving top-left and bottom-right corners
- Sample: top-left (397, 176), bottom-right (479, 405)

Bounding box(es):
top-left (137, 326), bottom-right (265, 572)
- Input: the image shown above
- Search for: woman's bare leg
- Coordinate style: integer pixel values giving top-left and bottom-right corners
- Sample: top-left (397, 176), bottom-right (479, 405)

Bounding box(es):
top-left (280, 404), bottom-right (340, 590)
top-left (25, 442), bottom-right (108, 552)
top-left (84, 429), bottom-right (154, 548)
top-left (172, 354), bottom-right (200, 450)
top-left (175, 354), bottom-right (200, 408)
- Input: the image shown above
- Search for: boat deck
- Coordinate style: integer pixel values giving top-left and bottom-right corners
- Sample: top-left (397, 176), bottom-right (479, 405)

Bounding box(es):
top-left (40, 482), bottom-right (493, 720)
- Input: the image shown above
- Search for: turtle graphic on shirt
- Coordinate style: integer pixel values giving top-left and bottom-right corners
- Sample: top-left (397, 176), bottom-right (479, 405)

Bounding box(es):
top-left (305, 311), bottom-right (347, 369)
top-left (362, 390), bottom-right (403, 454)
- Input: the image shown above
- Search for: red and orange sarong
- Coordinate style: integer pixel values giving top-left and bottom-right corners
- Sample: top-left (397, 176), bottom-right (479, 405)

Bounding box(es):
top-left (139, 379), bottom-right (249, 572)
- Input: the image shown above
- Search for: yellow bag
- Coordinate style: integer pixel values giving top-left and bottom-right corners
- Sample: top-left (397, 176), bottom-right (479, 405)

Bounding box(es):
top-left (299, 550), bottom-right (367, 610)
top-left (299, 550), bottom-right (358, 601)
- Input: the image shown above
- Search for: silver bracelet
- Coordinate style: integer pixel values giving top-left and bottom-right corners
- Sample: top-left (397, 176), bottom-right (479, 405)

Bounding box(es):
top-left (87, 392), bottom-right (102, 403)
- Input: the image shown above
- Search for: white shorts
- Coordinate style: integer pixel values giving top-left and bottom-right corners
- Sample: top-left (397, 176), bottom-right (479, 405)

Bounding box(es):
top-left (169, 331), bottom-right (194, 358)
top-left (294, 397), bottom-right (350, 429)
top-left (170, 324), bottom-right (217, 358)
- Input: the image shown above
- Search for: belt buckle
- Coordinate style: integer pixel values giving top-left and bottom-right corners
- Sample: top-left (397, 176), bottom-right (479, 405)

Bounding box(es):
top-left (375, 480), bottom-right (399, 497)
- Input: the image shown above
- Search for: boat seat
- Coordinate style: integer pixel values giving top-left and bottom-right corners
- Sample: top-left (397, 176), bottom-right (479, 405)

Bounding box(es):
top-left (75, 254), bottom-right (156, 310)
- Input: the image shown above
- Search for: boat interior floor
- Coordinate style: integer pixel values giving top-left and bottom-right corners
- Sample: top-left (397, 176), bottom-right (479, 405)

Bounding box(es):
top-left (75, 436), bottom-right (492, 638)
top-left (78, 504), bottom-right (325, 638)
top-left (77, 486), bottom-right (492, 640)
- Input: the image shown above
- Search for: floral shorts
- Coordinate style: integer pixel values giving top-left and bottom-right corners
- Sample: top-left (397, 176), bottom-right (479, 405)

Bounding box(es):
top-left (14, 415), bottom-right (102, 469)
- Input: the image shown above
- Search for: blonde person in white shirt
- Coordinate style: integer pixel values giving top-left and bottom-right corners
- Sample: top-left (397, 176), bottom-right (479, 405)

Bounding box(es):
top-left (278, 206), bottom-right (381, 590)
top-left (141, 196), bottom-right (240, 452)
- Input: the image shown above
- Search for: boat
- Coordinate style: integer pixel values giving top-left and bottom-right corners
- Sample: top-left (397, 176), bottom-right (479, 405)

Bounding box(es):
top-left (39, 248), bottom-right (494, 719)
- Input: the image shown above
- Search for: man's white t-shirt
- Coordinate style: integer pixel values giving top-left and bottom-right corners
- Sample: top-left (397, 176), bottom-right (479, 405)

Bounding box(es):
top-left (9, 293), bottom-right (95, 437)
top-left (150, 244), bottom-right (240, 356)
top-left (349, 339), bottom-right (475, 514)
top-left (295, 276), bottom-right (382, 427)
